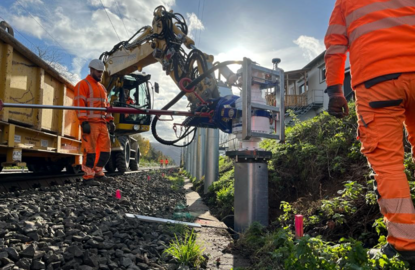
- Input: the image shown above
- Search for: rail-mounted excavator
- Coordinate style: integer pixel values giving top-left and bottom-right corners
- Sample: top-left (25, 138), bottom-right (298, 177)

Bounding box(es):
top-left (99, 5), bottom-right (243, 173)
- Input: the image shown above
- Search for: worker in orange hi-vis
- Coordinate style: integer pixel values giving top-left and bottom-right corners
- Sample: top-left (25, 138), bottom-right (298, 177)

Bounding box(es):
top-left (74, 59), bottom-right (116, 186)
top-left (324, 0), bottom-right (415, 265)
top-left (160, 158), bottom-right (164, 168)
top-left (165, 159), bottom-right (169, 168)
top-left (123, 88), bottom-right (134, 119)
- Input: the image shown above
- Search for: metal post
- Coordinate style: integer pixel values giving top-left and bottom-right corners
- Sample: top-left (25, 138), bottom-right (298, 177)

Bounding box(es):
top-left (189, 140), bottom-right (193, 177)
top-left (234, 160), bottom-right (269, 232)
top-left (226, 58), bottom-right (285, 232)
top-left (185, 137), bottom-right (190, 172)
top-left (201, 128), bottom-right (207, 180)
top-left (192, 137), bottom-right (197, 178)
top-left (205, 128), bottom-right (219, 194)
top-left (196, 128), bottom-right (204, 181)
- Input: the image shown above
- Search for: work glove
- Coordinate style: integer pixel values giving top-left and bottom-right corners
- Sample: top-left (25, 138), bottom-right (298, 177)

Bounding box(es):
top-left (81, 121), bottom-right (91, 134)
top-left (107, 121), bottom-right (116, 134)
top-left (326, 84), bottom-right (349, 118)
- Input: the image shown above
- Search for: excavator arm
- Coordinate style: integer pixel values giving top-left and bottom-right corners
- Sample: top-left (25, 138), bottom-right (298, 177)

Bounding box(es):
top-left (97, 5), bottom-right (284, 148)
top-left (100, 5), bottom-right (236, 112)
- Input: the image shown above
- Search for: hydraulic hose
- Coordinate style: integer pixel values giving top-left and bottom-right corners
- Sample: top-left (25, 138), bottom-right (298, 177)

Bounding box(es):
top-left (151, 60), bottom-right (243, 146)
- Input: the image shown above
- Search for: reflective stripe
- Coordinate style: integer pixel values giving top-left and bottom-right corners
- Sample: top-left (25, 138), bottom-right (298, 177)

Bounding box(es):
top-left (326, 24), bottom-right (348, 36)
top-left (88, 113), bottom-right (106, 118)
top-left (379, 197), bottom-right (415, 215)
top-left (74, 95), bottom-right (87, 101)
top-left (346, 0), bottom-right (415, 27)
top-left (326, 45), bottom-right (348, 55)
top-left (81, 165), bottom-right (95, 178)
top-left (387, 221), bottom-right (415, 240)
top-left (75, 78), bottom-right (108, 120)
top-left (86, 97), bottom-right (107, 102)
top-left (350, 14), bottom-right (415, 44)
top-left (84, 80), bottom-right (94, 108)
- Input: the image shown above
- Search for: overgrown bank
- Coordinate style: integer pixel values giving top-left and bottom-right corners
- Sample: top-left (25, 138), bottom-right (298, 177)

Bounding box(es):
top-left (188, 102), bottom-right (415, 269)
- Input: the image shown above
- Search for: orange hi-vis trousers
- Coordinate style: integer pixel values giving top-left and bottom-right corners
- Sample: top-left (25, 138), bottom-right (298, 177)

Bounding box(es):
top-left (355, 72), bottom-right (415, 252)
top-left (81, 122), bottom-right (111, 180)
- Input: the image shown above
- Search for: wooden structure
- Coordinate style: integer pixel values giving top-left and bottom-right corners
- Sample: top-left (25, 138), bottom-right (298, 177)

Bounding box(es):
top-left (0, 25), bottom-right (82, 172)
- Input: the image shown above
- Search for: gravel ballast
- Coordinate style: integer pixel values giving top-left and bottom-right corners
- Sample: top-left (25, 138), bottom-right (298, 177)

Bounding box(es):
top-left (0, 171), bottom-right (187, 270)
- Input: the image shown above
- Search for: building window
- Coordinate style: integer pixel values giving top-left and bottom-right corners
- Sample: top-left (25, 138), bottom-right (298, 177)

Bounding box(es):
top-left (299, 83), bottom-right (307, 94)
top-left (320, 66), bottom-right (326, 83)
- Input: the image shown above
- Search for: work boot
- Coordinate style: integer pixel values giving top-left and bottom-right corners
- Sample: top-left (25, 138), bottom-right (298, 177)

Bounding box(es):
top-left (83, 179), bottom-right (100, 186)
top-left (94, 175), bottom-right (115, 182)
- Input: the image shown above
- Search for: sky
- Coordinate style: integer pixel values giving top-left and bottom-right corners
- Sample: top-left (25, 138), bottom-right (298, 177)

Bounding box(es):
top-left (0, 0), bottom-right (335, 143)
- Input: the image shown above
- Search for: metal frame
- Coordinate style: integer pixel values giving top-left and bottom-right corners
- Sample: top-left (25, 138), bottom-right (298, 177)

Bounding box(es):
top-left (241, 58), bottom-right (285, 141)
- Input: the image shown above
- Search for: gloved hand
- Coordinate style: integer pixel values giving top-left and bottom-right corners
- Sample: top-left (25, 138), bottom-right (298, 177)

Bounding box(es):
top-left (107, 121), bottom-right (116, 134)
top-left (81, 121), bottom-right (91, 134)
top-left (326, 84), bottom-right (349, 118)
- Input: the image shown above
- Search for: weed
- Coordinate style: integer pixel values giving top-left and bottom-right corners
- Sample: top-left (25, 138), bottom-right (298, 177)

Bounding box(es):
top-left (168, 174), bottom-right (185, 191)
top-left (164, 230), bottom-right (205, 268)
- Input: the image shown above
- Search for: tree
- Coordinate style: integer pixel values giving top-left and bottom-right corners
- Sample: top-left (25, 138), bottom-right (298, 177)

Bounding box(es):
top-left (34, 45), bottom-right (79, 84)
top-left (133, 134), bottom-right (151, 157)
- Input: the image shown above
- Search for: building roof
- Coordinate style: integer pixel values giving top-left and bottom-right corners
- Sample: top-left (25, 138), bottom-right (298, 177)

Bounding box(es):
top-left (284, 68), bottom-right (310, 80)
top-left (303, 50), bottom-right (326, 70)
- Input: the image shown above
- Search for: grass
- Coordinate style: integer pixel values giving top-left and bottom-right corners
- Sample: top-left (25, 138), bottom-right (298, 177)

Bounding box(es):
top-left (168, 174), bottom-right (185, 191)
top-left (164, 229), bottom-right (206, 268)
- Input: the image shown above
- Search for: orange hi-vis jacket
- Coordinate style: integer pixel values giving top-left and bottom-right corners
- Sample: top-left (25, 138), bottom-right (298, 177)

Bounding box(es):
top-left (325, 0), bottom-right (415, 88)
top-left (74, 75), bottom-right (113, 123)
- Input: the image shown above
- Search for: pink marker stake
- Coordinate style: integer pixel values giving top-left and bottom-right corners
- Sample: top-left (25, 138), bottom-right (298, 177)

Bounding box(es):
top-left (115, 189), bottom-right (121, 200)
top-left (295, 215), bottom-right (304, 239)
top-left (162, 173), bottom-right (165, 178)
top-left (147, 175), bottom-right (150, 181)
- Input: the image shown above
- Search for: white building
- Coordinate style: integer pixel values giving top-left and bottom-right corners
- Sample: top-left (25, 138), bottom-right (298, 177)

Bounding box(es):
top-left (284, 51), bottom-right (352, 122)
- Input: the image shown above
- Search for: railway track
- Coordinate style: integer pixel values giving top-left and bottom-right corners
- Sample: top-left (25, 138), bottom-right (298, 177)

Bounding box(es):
top-left (0, 166), bottom-right (177, 193)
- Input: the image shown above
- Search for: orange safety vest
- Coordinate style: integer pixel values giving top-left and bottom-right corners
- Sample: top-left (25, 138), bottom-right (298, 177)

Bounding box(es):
top-left (324, 0), bottom-right (415, 88)
top-left (165, 159), bottom-right (169, 164)
top-left (74, 75), bottom-right (113, 123)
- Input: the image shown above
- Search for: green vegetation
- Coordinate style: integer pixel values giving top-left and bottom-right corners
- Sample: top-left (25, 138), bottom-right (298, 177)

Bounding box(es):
top-left (193, 101), bottom-right (415, 269)
top-left (168, 173), bottom-right (185, 191)
top-left (236, 222), bottom-right (407, 270)
top-left (164, 230), bottom-right (206, 268)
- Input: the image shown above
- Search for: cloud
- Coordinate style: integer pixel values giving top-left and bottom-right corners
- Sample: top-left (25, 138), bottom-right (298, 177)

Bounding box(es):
top-left (186, 12), bottom-right (204, 39)
top-left (13, 0), bottom-right (43, 8)
top-left (293, 35), bottom-right (325, 62)
top-left (9, 15), bottom-right (45, 39)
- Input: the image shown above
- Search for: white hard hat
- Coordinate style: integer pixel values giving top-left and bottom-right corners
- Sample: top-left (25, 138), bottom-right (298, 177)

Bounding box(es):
top-left (88, 59), bottom-right (105, 71)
